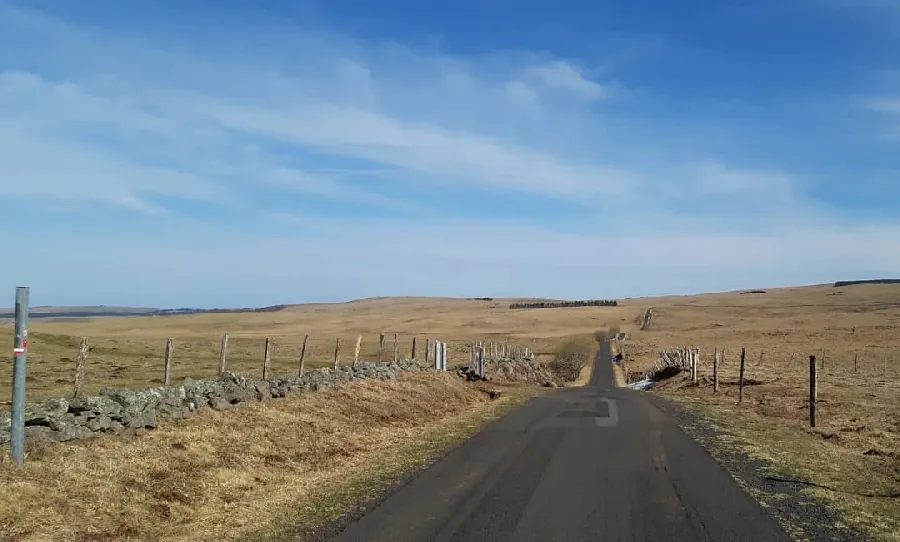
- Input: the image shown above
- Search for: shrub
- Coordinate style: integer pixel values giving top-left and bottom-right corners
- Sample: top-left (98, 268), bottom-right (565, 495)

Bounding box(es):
top-left (550, 337), bottom-right (596, 382)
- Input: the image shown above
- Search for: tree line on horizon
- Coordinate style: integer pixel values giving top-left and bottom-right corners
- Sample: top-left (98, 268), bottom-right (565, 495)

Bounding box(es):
top-left (509, 300), bottom-right (618, 309)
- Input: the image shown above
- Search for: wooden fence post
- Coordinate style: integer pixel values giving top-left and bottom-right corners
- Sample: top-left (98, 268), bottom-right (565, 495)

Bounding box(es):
top-left (298, 334), bottom-right (309, 377)
top-left (333, 338), bottom-right (342, 369)
top-left (713, 347), bottom-right (720, 393)
top-left (411, 337), bottom-right (417, 360)
top-left (854, 353), bottom-right (859, 373)
top-left (809, 355), bottom-right (817, 427)
top-left (73, 338), bottom-right (89, 398)
top-left (218, 334), bottom-right (229, 376)
top-left (425, 339), bottom-right (431, 365)
top-left (393, 333), bottom-right (398, 363)
top-left (263, 337), bottom-right (271, 380)
top-left (164, 338), bottom-right (174, 386)
top-left (738, 347), bottom-right (746, 403)
top-left (377, 333), bottom-right (385, 363)
top-left (353, 335), bottom-right (362, 367)
top-left (442, 342), bottom-right (448, 371)
top-left (692, 348), bottom-right (698, 384)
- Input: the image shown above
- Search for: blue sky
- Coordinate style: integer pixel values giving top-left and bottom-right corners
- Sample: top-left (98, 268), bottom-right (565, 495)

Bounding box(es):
top-left (1, 0), bottom-right (898, 308)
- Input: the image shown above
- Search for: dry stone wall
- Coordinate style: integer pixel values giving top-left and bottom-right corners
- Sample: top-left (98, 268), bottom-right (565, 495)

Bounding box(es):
top-left (1, 359), bottom-right (432, 445)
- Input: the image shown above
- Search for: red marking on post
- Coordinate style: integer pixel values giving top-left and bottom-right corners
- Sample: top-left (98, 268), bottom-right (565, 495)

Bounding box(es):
top-left (22, 340), bottom-right (27, 348)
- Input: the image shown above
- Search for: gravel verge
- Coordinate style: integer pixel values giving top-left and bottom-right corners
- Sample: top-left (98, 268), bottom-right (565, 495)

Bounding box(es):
top-left (646, 394), bottom-right (870, 542)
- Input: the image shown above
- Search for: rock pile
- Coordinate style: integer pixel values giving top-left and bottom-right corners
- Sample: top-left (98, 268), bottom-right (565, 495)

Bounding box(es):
top-left (1, 359), bottom-right (430, 445)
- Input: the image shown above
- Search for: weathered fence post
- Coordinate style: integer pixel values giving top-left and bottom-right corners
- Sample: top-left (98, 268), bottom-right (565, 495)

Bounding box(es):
top-left (74, 337), bottom-right (89, 398)
top-left (333, 338), bottom-right (342, 369)
top-left (353, 335), bottom-right (362, 367)
top-left (298, 334), bottom-right (309, 377)
top-left (691, 349), bottom-right (698, 384)
top-left (411, 336), bottom-right (417, 360)
top-left (713, 347), bottom-right (720, 393)
top-left (809, 354), bottom-right (817, 427)
top-left (218, 334), bottom-right (229, 376)
top-left (696, 347), bottom-right (701, 383)
top-left (738, 347), bottom-right (746, 403)
top-left (425, 339), bottom-right (431, 365)
top-left (393, 333), bottom-right (398, 363)
top-left (377, 333), bottom-right (385, 363)
top-left (263, 337), bottom-right (272, 380)
top-left (10, 286), bottom-right (29, 465)
top-left (434, 340), bottom-right (440, 370)
top-left (442, 342), bottom-right (448, 371)
top-left (164, 338), bottom-right (174, 386)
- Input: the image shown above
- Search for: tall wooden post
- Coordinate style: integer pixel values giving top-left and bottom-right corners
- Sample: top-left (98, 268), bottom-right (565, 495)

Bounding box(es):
top-left (393, 333), bottom-right (398, 363)
top-left (163, 338), bottom-right (174, 386)
top-left (713, 348), bottom-right (720, 393)
top-left (411, 337), bottom-right (417, 360)
top-left (298, 334), bottom-right (309, 377)
top-left (809, 355), bottom-right (818, 427)
top-left (353, 335), bottom-right (362, 367)
top-left (738, 347), bottom-right (746, 403)
top-left (262, 337), bottom-right (272, 379)
top-left (74, 338), bottom-right (89, 398)
top-left (333, 338), bottom-right (342, 369)
top-left (218, 334), bottom-right (229, 376)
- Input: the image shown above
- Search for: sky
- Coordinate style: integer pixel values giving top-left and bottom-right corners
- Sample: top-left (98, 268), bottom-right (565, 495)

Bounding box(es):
top-left (1, 0), bottom-right (898, 308)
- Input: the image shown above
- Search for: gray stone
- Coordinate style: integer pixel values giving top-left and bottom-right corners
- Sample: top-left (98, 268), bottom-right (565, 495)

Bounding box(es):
top-left (108, 420), bottom-right (125, 434)
top-left (25, 425), bottom-right (56, 442)
top-left (44, 398), bottom-right (70, 417)
top-left (86, 415), bottom-right (113, 432)
top-left (69, 396), bottom-right (123, 419)
top-left (209, 397), bottom-right (232, 411)
top-left (56, 424), bottom-right (94, 442)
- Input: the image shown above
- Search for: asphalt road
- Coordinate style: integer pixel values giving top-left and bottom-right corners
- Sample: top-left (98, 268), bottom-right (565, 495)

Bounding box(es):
top-left (332, 343), bottom-right (791, 541)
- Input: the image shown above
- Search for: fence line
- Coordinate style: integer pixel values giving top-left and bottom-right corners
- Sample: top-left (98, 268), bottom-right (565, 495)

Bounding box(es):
top-left (626, 342), bottom-right (898, 430)
top-left (8, 330), bottom-right (538, 408)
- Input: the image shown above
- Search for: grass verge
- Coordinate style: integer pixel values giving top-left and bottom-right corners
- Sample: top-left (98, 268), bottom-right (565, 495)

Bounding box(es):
top-left (659, 392), bottom-right (900, 541)
top-left (0, 373), bottom-right (543, 541)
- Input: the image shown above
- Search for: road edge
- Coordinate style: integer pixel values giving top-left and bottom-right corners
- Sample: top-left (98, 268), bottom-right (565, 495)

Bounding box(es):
top-left (646, 394), bottom-right (870, 542)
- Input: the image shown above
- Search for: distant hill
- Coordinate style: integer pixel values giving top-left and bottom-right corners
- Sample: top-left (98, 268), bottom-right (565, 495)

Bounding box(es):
top-left (833, 279), bottom-right (900, 287)
top-left (0, 304), bottom-right (289, 320)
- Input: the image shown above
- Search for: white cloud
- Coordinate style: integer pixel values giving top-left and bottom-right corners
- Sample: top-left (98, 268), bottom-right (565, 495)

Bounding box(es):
top-left (1, 2), bottom-right (898, 306)
top-left (524, 61), bottom-right (606, 101)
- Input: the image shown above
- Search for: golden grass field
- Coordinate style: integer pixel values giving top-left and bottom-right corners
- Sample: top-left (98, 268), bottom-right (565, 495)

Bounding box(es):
top-left (0, 297), bottom-right (632, 404)
top-left (0, 374), bottom-right (545, 540)
top-left (621, 283), bottom-right (900, 540)
top-left (0, 283), bottom-right (897, 539)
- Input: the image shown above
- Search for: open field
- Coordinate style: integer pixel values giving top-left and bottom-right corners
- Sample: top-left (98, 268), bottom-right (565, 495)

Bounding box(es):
top-left (1, 297), bottom-right (632, 404)
top-left (621, 283), bottom-right (900, 540)
top-left (0, 373), bottom-right (545, 540)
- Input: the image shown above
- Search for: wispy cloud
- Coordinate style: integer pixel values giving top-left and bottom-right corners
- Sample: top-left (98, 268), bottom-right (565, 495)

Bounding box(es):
top-left (0, 1), bottom-right (897, 306)
top-left (523, 60), bottom-right (607, 101)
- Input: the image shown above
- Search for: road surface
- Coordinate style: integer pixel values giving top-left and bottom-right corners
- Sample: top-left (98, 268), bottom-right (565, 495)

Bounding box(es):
top-left (332, 343), bottom-right (790, 541)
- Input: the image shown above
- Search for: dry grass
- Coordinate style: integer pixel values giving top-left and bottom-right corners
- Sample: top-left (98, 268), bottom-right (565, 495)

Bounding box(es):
top-left (623, 283), bottom-right (900, 540)
top-left (0, 297), bottom-right (631, 403)
top-left (0, 373), bottom-right (541, 541)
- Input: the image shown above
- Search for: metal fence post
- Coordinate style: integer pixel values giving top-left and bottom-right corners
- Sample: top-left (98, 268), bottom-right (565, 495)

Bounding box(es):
top-left (10, 287), bottom-right (29, 465)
